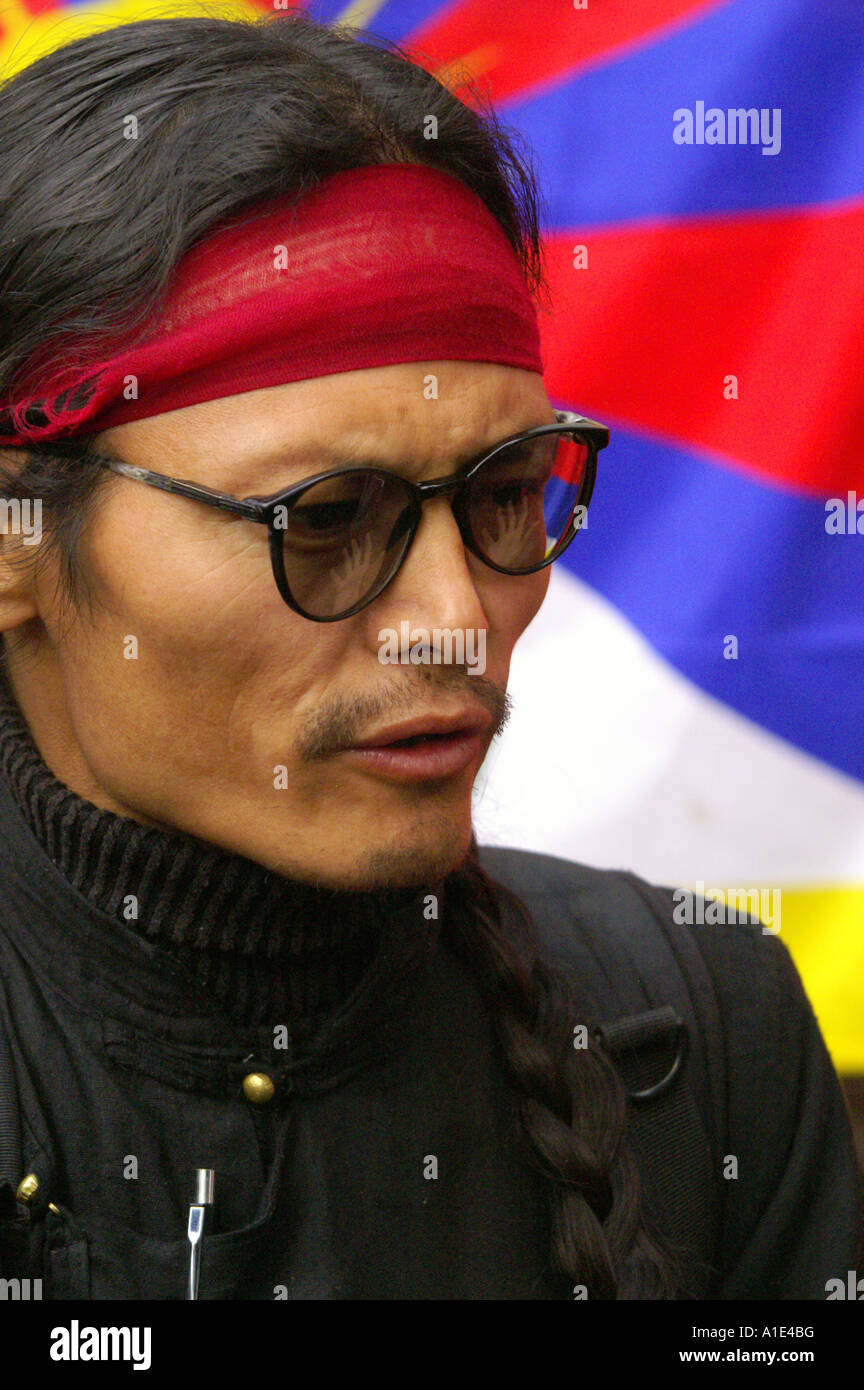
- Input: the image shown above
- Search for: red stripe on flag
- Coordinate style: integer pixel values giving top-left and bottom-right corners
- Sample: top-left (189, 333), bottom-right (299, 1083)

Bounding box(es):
top-left (406, 0), bottom-right (730, 105)
top-left (541, 202), bottom-right (864, 496)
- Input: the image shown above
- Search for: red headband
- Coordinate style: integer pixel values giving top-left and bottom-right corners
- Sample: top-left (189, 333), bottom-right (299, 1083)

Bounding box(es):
top-left (0, 163), bottom-right (543, 446)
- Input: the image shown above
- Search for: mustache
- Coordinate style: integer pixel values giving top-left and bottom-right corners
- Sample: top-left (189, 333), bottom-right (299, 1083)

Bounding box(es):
top-left (296, 666), bottom-right (512, 762)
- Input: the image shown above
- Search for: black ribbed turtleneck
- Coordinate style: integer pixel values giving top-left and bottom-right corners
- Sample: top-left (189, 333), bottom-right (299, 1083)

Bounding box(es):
top-left (0, 668), bottom-right (427, 1036)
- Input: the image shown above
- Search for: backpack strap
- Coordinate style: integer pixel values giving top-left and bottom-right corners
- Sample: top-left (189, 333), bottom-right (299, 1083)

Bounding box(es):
top-left (613, 872), bottom-right (729, 1255)
top-left (480, 848), bottom-right (727, 1294)
top-left (0, 971), bottom-right (26, 1279)
top-left (0, 974), bottom-right (22, 1190)
top-left (593, 1003), bottom-right (717, 1290)
top-left (568, 900), bottom-right (722, 1292)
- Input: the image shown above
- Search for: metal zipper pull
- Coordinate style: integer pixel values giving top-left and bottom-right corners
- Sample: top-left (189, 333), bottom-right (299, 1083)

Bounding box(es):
top-left (186, 1168), bottom-right (215, 1301)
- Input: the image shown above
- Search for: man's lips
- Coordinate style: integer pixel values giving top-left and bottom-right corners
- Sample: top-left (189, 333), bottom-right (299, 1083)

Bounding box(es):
top-left (341, 710), bottom-right (493, 783)
top-left (351, 710), bottom-right (493, 749)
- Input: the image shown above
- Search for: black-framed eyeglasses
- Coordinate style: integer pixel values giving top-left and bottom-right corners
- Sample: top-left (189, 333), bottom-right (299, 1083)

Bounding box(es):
top-left (98, 408), bottom-right (608, 622)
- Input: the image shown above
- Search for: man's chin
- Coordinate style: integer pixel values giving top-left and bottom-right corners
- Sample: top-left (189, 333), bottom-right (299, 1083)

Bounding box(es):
top-left (284, 813), bottom-right (474, 892)
top-left (348, 831), bottom-right (471, 891)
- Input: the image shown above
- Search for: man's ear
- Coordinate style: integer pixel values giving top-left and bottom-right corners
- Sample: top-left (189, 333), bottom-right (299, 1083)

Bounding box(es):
top-left (0, 449), bottom-right (41, 629)
top-left (0, 543), bottom-right (39, 629)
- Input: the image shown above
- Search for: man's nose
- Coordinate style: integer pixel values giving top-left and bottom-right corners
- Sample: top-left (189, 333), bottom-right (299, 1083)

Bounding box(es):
top-left (367, 496), bottom-right (489, 643)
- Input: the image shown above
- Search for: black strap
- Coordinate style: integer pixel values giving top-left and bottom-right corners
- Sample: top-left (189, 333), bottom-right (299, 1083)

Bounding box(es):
top-left (0, 971), bottom-right (25, 1280)
top-left (478, 849), bottom-right (725, 1293)
top-left (588, 884), bottom-right (724, 1289)
top-left (616, 874), bottom-right (729, 1259)
top-left (593, 1003), bottom-right (715, 1291)
top-left (0, 973), bottom-right (21, 1189)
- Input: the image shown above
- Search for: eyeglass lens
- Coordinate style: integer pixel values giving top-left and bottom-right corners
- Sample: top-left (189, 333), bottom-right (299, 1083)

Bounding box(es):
top-left (275, 429), bottom-right (591, 619)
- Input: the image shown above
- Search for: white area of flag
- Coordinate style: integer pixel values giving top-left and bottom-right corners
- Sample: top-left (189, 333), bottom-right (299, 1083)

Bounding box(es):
top-left (474, 567), bottom-right (864, 887)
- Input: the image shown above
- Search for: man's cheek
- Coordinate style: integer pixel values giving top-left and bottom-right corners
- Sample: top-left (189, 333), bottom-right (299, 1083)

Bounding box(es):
top-left (486, 574), bottom-right (548, 646)
top-left (90, 496), bottom-right (254, 623)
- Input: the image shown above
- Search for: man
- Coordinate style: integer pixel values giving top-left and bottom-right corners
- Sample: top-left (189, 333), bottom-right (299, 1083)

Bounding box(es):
top-left (0, 12), bottom-right (859, 1300)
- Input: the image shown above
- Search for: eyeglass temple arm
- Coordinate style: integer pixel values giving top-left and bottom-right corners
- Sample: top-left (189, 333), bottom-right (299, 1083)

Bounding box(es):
top-left (104, 459), bottom-right (265, 521)
top-left (554, 409), bottom-right (610, 450)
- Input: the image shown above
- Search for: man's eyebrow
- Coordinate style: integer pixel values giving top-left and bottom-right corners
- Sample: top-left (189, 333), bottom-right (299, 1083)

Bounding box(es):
top-left (96, 414), bottom-right (557, 498)
top-left (300, 416), bottom-right (555, 473)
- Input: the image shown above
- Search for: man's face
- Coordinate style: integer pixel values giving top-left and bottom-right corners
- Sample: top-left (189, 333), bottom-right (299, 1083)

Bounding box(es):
top-left (7, 361), bottom-right (554, 888)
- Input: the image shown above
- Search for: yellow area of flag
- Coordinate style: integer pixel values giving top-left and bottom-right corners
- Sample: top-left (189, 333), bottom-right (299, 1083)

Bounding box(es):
top-left (433, 44), bottom-right (503, 93)
top-left (705, 884), bottom-right (864, 1073)
top-left (0, 0), bottom-right (261, 76)
top-left (778, 887), bottom-right (864, 1074)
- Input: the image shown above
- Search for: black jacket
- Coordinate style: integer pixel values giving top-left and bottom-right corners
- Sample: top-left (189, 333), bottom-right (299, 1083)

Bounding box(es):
top-left (0, 769), bottom-right (860, 1299)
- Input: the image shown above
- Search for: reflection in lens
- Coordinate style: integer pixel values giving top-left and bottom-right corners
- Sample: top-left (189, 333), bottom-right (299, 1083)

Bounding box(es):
top-left (468, 433), bottom-right (588, 571)
top-left (279, 471), bottom-right (413, 617)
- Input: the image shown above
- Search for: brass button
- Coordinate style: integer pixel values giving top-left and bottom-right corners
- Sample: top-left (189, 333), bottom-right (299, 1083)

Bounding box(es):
top-left (16, 1173), bottom-right (39, 1203)
top-left (242, 1072), bottom-right (275, 1105)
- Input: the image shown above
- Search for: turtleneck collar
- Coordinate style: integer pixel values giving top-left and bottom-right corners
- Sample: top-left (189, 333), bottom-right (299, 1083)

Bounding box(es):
top-left (0, 666), bottom-right (435, 1037)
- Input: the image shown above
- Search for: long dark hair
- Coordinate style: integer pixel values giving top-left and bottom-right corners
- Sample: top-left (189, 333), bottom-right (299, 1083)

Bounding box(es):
top-left (0, 9), bottom-right (677, 1296)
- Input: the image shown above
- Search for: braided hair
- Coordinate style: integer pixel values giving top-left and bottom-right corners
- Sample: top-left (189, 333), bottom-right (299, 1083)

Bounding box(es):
top-left (444, 842), bottom-right (680, 1298)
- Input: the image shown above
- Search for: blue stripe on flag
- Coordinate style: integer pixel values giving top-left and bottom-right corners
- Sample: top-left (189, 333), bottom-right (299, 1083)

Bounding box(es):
top-left (306, 0), bottom-right (446, 35)
top-left (559, 420), bottom-right (864, 783)
top-left (504, 0), bottom-right (864, 228)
